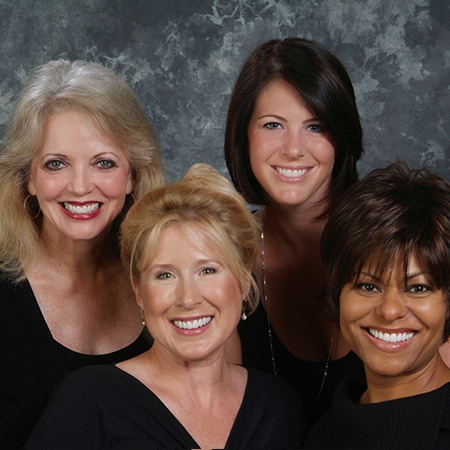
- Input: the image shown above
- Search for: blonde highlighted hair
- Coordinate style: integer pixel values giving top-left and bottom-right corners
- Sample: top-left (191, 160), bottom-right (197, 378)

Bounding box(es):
top-left (0, 59), bottom-right (165, 281)
top-left (120, 163), bottom-right (261, 314)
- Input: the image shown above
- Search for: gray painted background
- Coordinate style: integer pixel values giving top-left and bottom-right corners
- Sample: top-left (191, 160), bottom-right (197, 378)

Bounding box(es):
top-left (0, 0), bottom-right (448, 182)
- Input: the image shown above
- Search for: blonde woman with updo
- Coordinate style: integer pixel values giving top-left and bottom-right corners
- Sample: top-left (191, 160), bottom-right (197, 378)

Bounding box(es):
top-left (27, 164), bottom-right (305, 450)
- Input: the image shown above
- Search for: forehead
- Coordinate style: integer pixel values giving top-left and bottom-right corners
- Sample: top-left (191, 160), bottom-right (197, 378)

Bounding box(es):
top-left (356, 253), bottom-right (428, 280)
top-left (36, 111), bottom-right (126, 157)
top-left (255, 79), bottom-right (302, 107)
top-left (152, 222), bottom-right (223, 259)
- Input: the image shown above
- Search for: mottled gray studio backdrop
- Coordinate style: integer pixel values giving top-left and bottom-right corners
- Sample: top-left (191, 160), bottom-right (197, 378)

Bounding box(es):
top-left (0, 0), bottom-right (449, 182)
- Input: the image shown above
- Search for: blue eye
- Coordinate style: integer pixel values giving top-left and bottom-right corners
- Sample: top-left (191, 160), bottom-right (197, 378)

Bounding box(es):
top-left (263, 122), bottom-right (282, 130)
top-left (44, 159), bottom-right (64, 170)
top-left (307, 123), bottom-right (324, 133)
top-left (96, 159), bottom-right (116, 169)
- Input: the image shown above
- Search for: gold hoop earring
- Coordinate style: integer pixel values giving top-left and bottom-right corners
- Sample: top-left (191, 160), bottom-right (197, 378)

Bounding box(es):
top-left (23, 194), bottom-right (41, 220)
top-left (140, 309), bottom-right (146, 327)
top-left (241, 299), bottom-right (248, 321)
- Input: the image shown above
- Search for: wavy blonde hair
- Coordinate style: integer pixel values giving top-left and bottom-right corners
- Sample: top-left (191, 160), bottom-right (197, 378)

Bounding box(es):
top-left (0, 59), bottom-right (165, 281)
top-left (121, 163), bottom-right (261, 314)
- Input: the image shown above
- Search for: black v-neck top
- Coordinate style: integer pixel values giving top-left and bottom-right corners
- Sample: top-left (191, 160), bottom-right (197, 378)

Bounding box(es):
top-left (239, 300), bottom-right (364, 430)
top-left (26, 365), bottom-right (305, 449)
top-left (0, 274), bottom-right (152, 449)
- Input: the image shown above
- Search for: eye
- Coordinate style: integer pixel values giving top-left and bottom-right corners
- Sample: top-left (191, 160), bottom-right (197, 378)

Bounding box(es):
top-left (201, 267), bottom-right (217, 275)
top-left (407, 284), bottom-right (432, 294)
top-left (96, 159), bottom-right (116, 169)
top-left (355, 283), bottom-right (380, 293)
top-left (156, 272), bottom-right (173, 280)
top-left (44, 159), bottom-right (65, 170)
top-left (307, 123), bottom-right (324, 133)
top-left (263, 122), bottom-right (282, 130)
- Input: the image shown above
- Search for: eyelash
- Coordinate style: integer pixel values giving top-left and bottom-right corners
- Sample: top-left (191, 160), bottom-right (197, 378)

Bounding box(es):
top-left (154, 267), bottom-right (218, 280)
top-left (44, 160), bottom-right (65, 170)
top-left (96, 159), bottom-right (116, 169)
top-left (262, 122), bottom-right (324, 132)
top-left (43, 159), bottom-right (117, 171)
top-left (355, 283), bottom-right (379, 293)
top-left (263, 122), bottom-right (281, 130)
top-left (355, 282), bottom-right (433, 294)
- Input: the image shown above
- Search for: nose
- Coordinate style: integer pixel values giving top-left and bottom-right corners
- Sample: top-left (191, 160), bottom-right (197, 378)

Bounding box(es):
top-left (68, 165), bottom-right (95, 195)
top-left (282, 127), bottom-right (305, 159)
top-left (176, 276), bottom-right (202, 310)
top-left (375, 289), bottom-right (408, 322)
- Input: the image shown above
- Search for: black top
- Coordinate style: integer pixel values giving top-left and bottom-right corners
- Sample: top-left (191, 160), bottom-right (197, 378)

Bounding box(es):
top-left (0, 274), bottom-right (153, 449)
top-left (26, 365), bottom-right (306, 449)
top-left (239, 300), bottom-right (364, 430)
top-left (305, 373), bottom-right (450, 449)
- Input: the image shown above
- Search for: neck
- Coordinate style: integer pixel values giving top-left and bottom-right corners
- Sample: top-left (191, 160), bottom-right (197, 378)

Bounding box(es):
top-left (37, 228), bottom-right (117, 273)
top-left (362, 354), bottom-right (450, 404)
top-left (259, 204), bottom-right (327, 247)
top-left (141, 344), bottom-right (241, 405)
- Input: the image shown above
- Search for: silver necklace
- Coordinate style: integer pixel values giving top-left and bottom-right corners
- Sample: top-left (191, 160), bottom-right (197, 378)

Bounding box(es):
top-left (260, 227), bottom-right (336, 412)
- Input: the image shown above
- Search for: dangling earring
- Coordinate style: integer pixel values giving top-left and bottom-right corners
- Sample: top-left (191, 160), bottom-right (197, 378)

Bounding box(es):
top-left (140, 309), bottom-right (146, 327)
top-left (23, 194), bottom-right (41, 220)
top-left (241, 299), bottom-right (248, 321)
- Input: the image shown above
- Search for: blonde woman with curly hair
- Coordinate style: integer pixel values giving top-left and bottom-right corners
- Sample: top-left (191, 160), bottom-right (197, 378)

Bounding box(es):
top-left (0, 59), bottom-right (165, 448)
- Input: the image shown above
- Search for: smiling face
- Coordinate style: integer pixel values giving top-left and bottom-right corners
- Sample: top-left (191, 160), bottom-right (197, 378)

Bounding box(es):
top-left (340, 255), bottom-right (448, 382)
top-left (28, 111), bottom-right (132, 243)
top-left (133, 223), bottom-right (246, 364)
top-left (247, 79), bottom-right (335, 210)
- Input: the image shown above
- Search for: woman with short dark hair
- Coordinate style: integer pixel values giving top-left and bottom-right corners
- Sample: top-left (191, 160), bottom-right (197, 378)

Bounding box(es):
top-left (305, 162), bottom-right (450, 448)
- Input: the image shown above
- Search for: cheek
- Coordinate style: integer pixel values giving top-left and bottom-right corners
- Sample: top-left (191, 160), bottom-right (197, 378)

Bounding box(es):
top-left (339, 295), bottom-right (364, 342)
top-left (316, 142), bottom-right (335, 168)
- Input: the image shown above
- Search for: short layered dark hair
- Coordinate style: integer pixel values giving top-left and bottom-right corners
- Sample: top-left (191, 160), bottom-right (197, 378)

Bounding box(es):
top-left (322, 162), bottom-right (450, 341)
top-left (224, 37), bottom-right (364, 209)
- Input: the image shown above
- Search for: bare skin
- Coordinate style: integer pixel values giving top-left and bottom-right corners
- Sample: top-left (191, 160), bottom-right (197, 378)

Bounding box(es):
top-left (253, 204), bottom-right (350, 363)
top-left (361, 354), bottom-right (450, 404)
top-left (440, 342), bottom-right (450, 367)
top-left (118, 346), bottom-right (247, 450)
top-left (27, 228), bottom-right (142, 355)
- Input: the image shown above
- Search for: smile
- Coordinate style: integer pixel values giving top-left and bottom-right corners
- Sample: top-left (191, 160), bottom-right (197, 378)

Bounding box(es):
top-left (368, 328), bottom-right (415, 343)
top-left (63, 202), bottom-right (100, 214)
top-left (275, 166), bottom-right (308, 178)
top-left (173, 316), bottom-right (212, 330)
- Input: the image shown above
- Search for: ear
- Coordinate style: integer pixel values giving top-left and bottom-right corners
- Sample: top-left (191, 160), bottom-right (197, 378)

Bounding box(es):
top-left (126, 172), bottom-right (133, 195)
top-left (132, 280), bottom-right (144, 310)
top-left (27, 177), bottom-right (37, 196)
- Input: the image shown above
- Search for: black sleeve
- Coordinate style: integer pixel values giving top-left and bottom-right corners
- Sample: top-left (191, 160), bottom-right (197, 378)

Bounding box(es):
top-left (25, 369), bottom-right (112, 450)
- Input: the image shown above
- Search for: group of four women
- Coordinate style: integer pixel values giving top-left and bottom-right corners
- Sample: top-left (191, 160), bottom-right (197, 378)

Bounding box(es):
top-left (0, 37), bottom-right (449, 449)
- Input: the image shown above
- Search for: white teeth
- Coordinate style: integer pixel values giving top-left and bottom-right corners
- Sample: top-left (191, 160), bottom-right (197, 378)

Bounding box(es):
top-left (369, 328), bottom-right (415, 343)
top-left (276, 167), bottom-right (308, 178)
top-left (173, 316), bottom-right (212, 330)
top-left (64, 202), bottom-right (100, 214)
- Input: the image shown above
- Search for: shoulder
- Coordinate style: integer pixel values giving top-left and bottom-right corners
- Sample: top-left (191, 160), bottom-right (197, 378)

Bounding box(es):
top-left (61, 364), bottom-right (126, 387)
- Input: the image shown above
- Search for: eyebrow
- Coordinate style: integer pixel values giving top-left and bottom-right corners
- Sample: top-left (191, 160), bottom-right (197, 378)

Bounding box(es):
top-left (357, 270), bottom-right (431, 281)
top-left (149, 259), bottom-right (222, 268)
